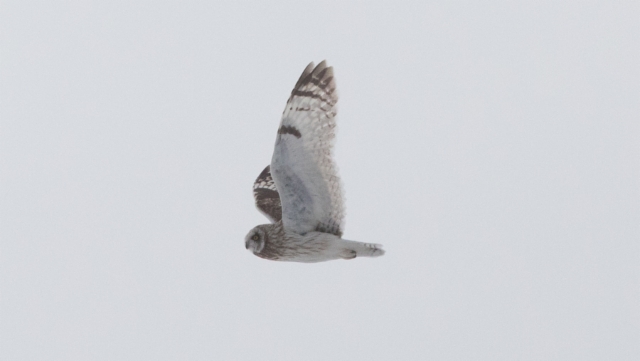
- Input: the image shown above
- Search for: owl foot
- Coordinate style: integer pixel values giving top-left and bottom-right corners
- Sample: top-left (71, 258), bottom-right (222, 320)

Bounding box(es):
top-left (341, 249), bottom-right (357, 260)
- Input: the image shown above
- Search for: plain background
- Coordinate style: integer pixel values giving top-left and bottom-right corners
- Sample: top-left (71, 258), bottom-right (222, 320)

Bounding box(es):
top-left (1, 1), bottom-right (638, 360)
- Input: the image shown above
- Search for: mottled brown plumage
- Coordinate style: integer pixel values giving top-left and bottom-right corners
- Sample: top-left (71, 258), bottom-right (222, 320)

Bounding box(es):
top-left (253, 166), bottom-right (282, 223)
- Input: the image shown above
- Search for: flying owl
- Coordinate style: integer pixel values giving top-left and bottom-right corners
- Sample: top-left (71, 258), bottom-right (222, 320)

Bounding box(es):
top-left (245, 61), bottom-right (385, 262)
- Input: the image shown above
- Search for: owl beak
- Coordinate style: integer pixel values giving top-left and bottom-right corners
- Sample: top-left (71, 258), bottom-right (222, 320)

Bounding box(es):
top-left (245, 240), bottom-right (250, 249)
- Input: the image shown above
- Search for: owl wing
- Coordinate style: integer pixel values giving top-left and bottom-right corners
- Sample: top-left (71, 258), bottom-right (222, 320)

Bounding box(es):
top-left (253, 165), bottom-right (282, 223)
top-left (270, 61), bottom-right (344, 237)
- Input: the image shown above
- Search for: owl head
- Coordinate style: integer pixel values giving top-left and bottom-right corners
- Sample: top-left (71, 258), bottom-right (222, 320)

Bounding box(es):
top-left (245, 225), bottom-right (268, 254)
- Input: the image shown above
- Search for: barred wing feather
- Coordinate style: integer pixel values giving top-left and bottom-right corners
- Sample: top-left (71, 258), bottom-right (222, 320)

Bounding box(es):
top-left (270, 61), bottom-right (345, 237)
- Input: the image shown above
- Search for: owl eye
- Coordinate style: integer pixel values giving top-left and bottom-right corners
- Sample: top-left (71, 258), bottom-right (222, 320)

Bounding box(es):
top-left (251, 234), bottom-right (260, 241)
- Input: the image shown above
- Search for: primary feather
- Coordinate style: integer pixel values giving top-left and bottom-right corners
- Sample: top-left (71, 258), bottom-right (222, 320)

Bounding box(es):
top-left (271, 61), bottom-right (344, 237)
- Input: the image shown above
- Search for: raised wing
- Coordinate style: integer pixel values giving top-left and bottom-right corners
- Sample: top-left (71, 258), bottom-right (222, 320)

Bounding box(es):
top-left (253, 165), bottom-right (282, 223)
top-left (270, 61), bottom-right (344, 236)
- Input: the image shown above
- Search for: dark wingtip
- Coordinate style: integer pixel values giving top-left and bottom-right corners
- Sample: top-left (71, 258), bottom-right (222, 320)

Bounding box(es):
top-left (293, 62), bottom-right (315, 91)
top-left (290, 60), bottom-right (337, 99)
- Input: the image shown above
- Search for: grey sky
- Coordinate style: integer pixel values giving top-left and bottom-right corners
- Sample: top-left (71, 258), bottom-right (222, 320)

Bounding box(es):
top-left (1, 1), bottom-right (638, 360)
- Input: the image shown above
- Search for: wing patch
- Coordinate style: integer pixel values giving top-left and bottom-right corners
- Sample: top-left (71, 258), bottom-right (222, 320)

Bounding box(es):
top-left (277, 125), bottom-right (301, 138)
top-left (253, 165), bottom-right (282, 223)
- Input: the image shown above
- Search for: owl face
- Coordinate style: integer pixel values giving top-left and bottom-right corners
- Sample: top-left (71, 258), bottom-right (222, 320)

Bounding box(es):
top-left (245, 226), bottom-right (267, 254)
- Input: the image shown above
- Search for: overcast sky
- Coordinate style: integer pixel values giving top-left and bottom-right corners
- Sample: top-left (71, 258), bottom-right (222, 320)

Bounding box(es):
top-left (1, 1), bottom-right (638, 360)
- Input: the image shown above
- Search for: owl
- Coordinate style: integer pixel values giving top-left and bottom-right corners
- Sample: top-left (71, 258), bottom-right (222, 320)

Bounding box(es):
top-left (245, 61), bottom-right (385, 262)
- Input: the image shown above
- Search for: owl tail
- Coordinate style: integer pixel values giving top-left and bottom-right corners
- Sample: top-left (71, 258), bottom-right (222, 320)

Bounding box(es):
top-left (340, 240), bottom-right (385, 259)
